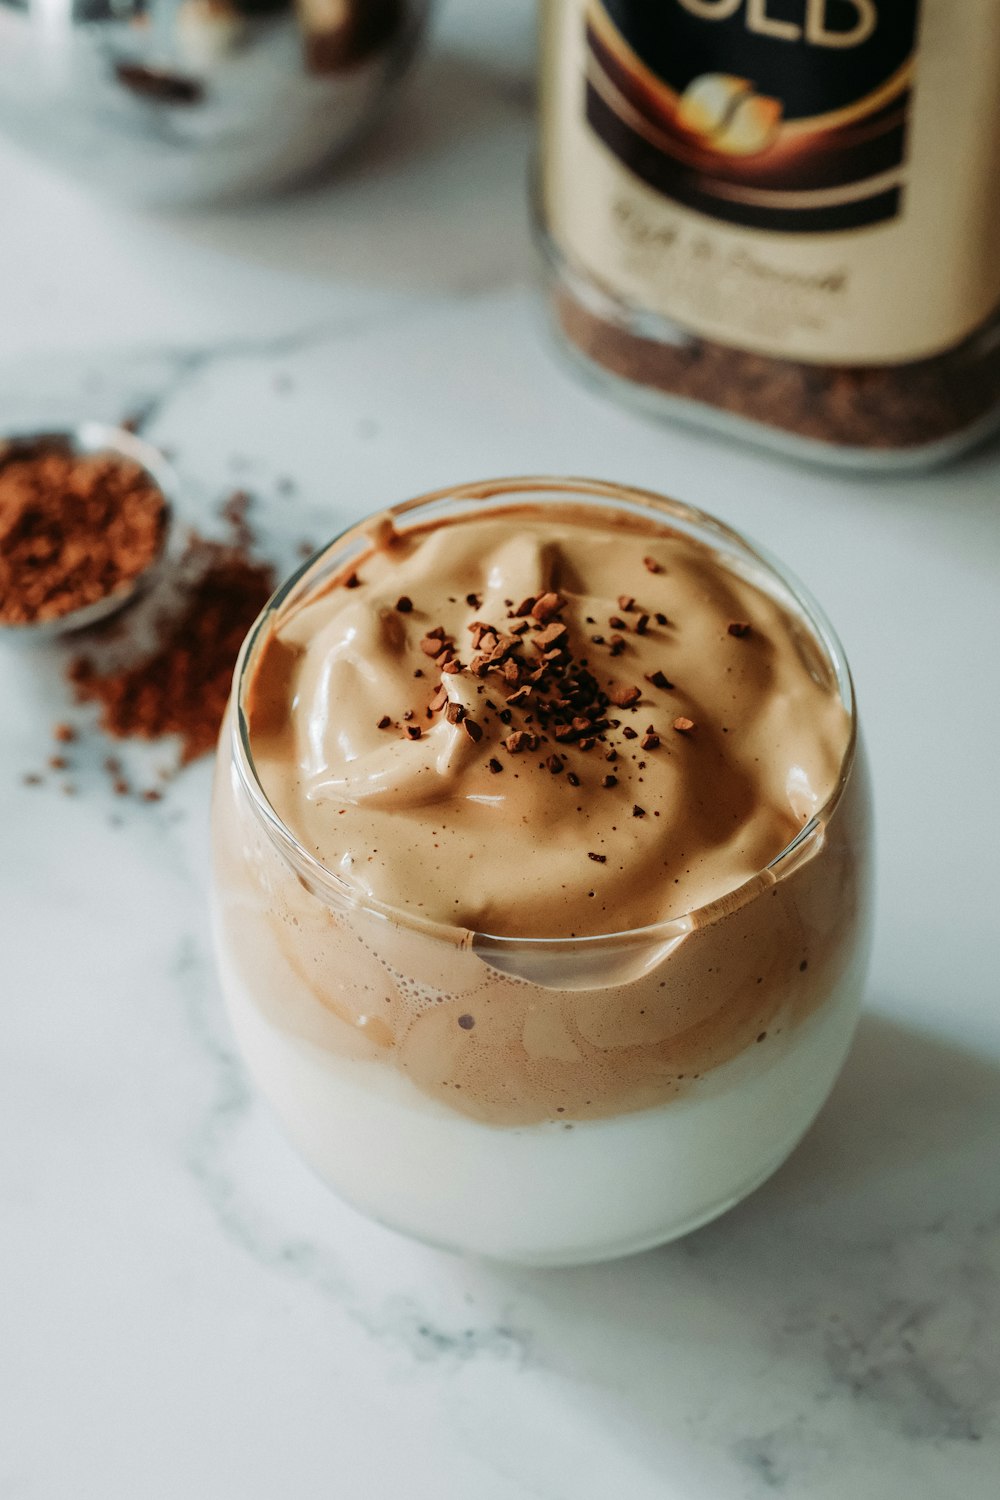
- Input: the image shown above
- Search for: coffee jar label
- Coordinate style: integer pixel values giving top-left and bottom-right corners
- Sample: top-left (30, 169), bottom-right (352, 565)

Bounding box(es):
top-left (541, 0), bottom-right (1000, 364)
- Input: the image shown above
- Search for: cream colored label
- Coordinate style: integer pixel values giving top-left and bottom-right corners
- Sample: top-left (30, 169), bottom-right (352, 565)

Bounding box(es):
top-left (541, 0), bottom-right (1000, 365)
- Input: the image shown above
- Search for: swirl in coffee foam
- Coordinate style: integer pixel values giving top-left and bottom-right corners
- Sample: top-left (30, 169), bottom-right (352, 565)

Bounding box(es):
top-left (247, 504), bottom-right (848, 939)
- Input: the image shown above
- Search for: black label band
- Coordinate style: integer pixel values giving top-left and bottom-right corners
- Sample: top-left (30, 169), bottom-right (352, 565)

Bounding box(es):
top-left (586, 0), bottom-right (922, 233)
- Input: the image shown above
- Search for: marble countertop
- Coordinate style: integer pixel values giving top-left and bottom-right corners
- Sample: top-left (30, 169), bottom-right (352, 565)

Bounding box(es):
top-left (2, 4), bottom-right (999, 1496)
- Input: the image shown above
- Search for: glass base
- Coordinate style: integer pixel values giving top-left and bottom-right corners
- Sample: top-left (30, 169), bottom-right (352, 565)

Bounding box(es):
top-left (538, 230), bottom-right (1000, 473)
top-left (551, 316), bottom-right (1000, 477)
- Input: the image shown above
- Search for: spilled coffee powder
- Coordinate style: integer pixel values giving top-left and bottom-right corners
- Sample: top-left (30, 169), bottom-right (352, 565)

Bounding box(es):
top-left (0, 444), bottom-right (167, 625)
top-left (68, 536), bottom-right (274, 764)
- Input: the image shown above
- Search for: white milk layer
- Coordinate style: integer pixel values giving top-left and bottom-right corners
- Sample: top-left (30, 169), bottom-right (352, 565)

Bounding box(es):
top-left (215, 930), bottom-right (866, 1266)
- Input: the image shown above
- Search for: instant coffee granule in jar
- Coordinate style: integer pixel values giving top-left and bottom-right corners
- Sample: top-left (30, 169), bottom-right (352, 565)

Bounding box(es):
top-left (537, 1), bottom-right (1000, 468)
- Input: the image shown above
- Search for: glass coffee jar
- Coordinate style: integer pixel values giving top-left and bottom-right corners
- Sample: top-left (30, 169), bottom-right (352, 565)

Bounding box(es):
top-left (538, 1), bottom-right (1000, 468)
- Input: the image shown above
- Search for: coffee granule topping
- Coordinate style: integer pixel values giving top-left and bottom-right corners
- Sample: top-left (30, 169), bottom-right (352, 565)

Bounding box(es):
top-left (633, 805), bottom-right (646, 817)
top-left (533, 621), bottom-right (569, 651)
top-left (617, 595), bottom-right (635, 612)
top-left (344, 571), bottom-right (361, 589)
top-left (53, 723), bottom-right (76, 743)
top-left (376, 715), bottom-right (391, 729)
top-left (643, 556), bottom-right (663, 574)
top-left (673, 717), bottom-right (696, 734)
top-left (646, 670), bottom-right (674, 691)
top-left (395, 596), bottom-right (413, 613)
top-left (406, 724), bottom-right (422, 740)
top-left (392, 576), bottom-right (705, 809)
top-left (728, 621), bottom-right (752, 638)
top-left (531, 592), bottom-right (564, 623)
top-left (588, 851), bottom-right (606, 863)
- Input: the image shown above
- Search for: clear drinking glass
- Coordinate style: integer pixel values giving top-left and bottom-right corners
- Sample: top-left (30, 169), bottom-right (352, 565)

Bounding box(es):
top-left (210, 478), bottom-right (873, 1266)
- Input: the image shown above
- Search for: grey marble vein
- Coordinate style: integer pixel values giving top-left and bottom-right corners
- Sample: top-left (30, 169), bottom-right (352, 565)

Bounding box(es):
top-left (0, 299), bottom-right (416, 441)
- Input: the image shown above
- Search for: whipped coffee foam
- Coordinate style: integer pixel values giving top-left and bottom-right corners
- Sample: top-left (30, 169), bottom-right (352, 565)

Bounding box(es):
top-left (213, 496), bottom-right (865, 1129)
top-left (247, 503), bottom-right (848, 939)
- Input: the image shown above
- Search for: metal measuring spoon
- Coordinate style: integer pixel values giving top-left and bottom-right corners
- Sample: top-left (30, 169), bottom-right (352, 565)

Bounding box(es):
top-left (0, 422), bottom-right (177, 642)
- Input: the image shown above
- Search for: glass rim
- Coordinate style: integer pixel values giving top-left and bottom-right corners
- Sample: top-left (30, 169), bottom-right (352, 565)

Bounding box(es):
top-left (230, 475), bottom-right (858, 951)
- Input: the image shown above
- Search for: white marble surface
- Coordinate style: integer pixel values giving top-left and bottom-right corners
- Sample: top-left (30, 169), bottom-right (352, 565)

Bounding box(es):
top-left (2, 4), bottom-right (1000, 1496)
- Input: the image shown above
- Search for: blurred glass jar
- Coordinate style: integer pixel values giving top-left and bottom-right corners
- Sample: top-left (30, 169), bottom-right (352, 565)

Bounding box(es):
top-left (0, 0), bottom-right (431, 204)
top-left (537, 0), bottom-right (1000, 470)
